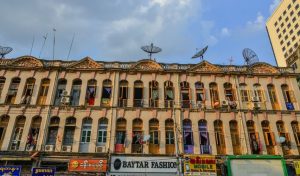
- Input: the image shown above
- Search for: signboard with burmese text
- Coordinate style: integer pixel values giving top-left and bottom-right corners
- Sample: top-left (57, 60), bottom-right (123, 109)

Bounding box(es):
top-left (110, 156), bottom-right (179, 174)
top-left (183, 155), bottom-right (217, 176)
top-left (68, 159), bottom-right (107, 172)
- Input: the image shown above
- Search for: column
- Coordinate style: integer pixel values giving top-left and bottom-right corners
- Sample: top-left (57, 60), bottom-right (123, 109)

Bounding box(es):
top-left (223, 119), bottom-right (233, 155)
top-left (89, 116), bottom-right (98, 153)
top-left (125, 117), bottom-right (132, 154)
top-left (206, 117), bottom-right (217, 155)
top-left (55, 116), bottom-right (66, 152)
top-left (36, 113), bottom-right (48, 151)
top-left (31, 78), bottom-right (41, 105)
top-left (72, 116), bottom-right (82, 152)
top-left (192, 118), bottom-right (200, 154)
top-left (14, 77), bottom-right (27, 104)
top-left (159, 119), bottom-right (166, 154)
top-left (143, 119), bottom-right (149, 154)
top-left (0, 78), bottom-right (11, 104)
top-left (79, 79), bottom-right (87, 106)
top-left (94, 76), bottom-right (102, 107)
top-left (1, 115), bottom-right (17, 150)
top-left (109, 110), bottom-right (117, 153)
top-left (19, 116), bottom-right (33, 151)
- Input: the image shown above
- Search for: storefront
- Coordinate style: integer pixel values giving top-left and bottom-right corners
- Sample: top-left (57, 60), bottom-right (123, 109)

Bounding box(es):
top-left (109, 155), bottom-right (180, 176)
top-left (183, 155), bottom-right (217, 176)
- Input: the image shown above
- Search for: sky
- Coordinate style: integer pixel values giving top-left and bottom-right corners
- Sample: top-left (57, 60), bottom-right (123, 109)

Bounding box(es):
top-left (0, 0), bottom-right (281, 65)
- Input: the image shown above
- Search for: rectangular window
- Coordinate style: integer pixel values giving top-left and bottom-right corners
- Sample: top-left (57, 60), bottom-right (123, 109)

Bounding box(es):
top-left (166, 131), bottom-right (174, 144)
top-left (264, 132), bottom-right (275, 146)
top-left (150, 131), bottom-right (159, 144)
top-left (240, 90), bottom-right (249, 102)
top-left (184, 132), bottom-right (193, 145)
top-left (97, 130), bottom-right (107, 143)
top-left (81, 130), bottom-right (91, 143)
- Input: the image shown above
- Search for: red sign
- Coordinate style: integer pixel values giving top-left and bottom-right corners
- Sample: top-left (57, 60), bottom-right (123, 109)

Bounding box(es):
top-left (69, 159), bottom-right (107, 172)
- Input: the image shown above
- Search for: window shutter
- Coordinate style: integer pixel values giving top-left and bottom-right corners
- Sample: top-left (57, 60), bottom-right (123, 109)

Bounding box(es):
top-left (262, 90), bottom-right (267, 102)
top-left (255, 132), bottom-right (259, 141)
top-left (203, 88), bottom-right (206, 101)
top-left (264, 132), bottom-right (270, 146)
top-left (232, 88), bottom-right (236, 101)
top-left (289, 90), bottom-right (296, 102)
top-left (270, 132), bottom-right (276, 146)
top-left (285, 133), bottom-right (291, 142)
top-left (296, 132), bottom-right (300, 146)
top-left (215, 132), bottom-right (219, 145)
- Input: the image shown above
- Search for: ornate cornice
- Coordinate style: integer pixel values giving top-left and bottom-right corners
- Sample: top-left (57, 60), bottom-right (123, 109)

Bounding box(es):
top-left (131, 59), bottom-right (163, 71)
top-left (188, 60), bottom-right (221, 72)
top-left (68, 57), bottom-right (103, 69)
top-left (10, 56), bottom-right (43, 68)
top-left (250, 63), bottom-right (279, 74)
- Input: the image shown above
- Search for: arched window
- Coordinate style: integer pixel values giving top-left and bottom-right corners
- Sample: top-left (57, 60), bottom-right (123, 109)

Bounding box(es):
top-left (267, 84), bottom-right (279, 110)
top-left (209, 83), bottom-right (220, 109)
top-left (198, 119), bottom-right (211, 154)
top-left (11, 116), bottom-right (26, 150)
top-left (149, 81), bottom-right (159, 108)
top-left (276, 120), bottom-right (291, 155)
top-left (183, 119), bottom-right (193, 154)
top-left (253, 84), bottom-right (266, 110)
top-left (54, 79), bottom-right (67, 105)
top-left (291, 121), bottom-right (300, 153)
top-left (132, 118), bottom-right (143, 153)
top-left (21, 78), bottom-right (35, 105)
top-left (80, 117), bottom-right (92, 152)
top-left (86, 79), bottom-right (97, 106)
top-left (115, 118), bottom-right (126, 153)
top-left (63, 117), bottom-right (76, 148)
top-left (119, 80), bottom-right (128, 107)
top-left (26, 116), bottom-right (41, 151)
top-left (70, 79), bottom-right (82, 106)
top-left (97, 118), bottom-right (108, 147)
top-left (134, 80), bottom-right (144, 107)
top-left (0, 115), bottom-right (9, 147)
top-left (37, 78), bottom-right (50, 105)
top-left (47, 117), bottom-right (60, 147)
top-left (101, 79), bottom-right (112, 106)
top-left (239, 83), bottom-right (250, 109)
top-left (214, 120), bottom-right (226, 154)
top-left (149, 118), bottom-right (159, 154)
top-left (180, 81), bottom-right (190, 108)
top-left (6, 77), bottom-right (21, 104)
top-left (224, 83), bottom-right (237, 109)
top-left (247, 120), bottom-right (260, 154)
top-left (195, 82), bottom-right (205, 105)
top-left (0, 77), bottom-right (6, 98)
top-left (165, 119), bottom-right (175, 154)
top-left (230, 120), bottom-right (241, 155)
top-left (164, 81), bottom-right (174, 108)
top-left (261, 120), bottom-right (275, 155)
top-left (281, 84), bottom-right (296, 110)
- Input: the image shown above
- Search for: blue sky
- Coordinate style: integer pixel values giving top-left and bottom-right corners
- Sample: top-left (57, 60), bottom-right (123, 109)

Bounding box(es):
top-left (0, 0), bottom-right (281, 66)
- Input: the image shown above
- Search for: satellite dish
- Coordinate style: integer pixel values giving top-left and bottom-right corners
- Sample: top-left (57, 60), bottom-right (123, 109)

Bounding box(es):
top-left (141, 43), bottom-right (162, 60)
top-left (191, 45), bottom-right (208, 61)
top-left (243, 48), bottom-right (259, 66)
top-left (0, 46), bottom-right (13, 59)
top-left (142, 135), bottom-right (151, 142)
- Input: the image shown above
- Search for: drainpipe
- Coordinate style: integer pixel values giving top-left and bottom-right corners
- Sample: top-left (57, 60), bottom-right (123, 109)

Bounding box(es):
top-left (234, 75), bottom-right (249, 154)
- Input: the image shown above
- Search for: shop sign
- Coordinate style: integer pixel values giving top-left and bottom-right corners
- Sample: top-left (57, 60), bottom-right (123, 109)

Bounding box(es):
top-left (69, 159), bottom-right (107, 172)
top-left (294, 160), bottom-right (300, 175)
top-left (32, 167), bottom-right (55, 176)
top-left (0, 166), bottom-right (21, 176)
top-left (183, 155), bottom-right (216, 176)
top-left (110, 156), bottom-right (179, 173)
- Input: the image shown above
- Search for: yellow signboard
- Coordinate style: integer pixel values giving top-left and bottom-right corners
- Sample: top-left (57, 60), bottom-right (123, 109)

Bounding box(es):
top-left (294, 160), bottom-right (300, 175)
top-left (183, 155), bottom-right (217, 176)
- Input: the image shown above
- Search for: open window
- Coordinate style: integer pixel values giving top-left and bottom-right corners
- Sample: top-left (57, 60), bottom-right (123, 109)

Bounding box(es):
top-left (11, 116), bottom-right (26, 150)
top-left (101, 79), bottom-right (112, 107)
top-left (214, 120), bottom-right (226, 155)
top-left (164, 81), bottom-right (174, 108)
top-left (86, 79), bottom-right (97, 106)
top-left (209, 82), bottom-right (220, 109)
top-left (149, 81), bottom-right (159, 108)
top-left (37, 78), bottom-right (50, 105)
top-left (239, 83), bottom-right (250, 109)
top-left (261, 120), bottom-right (275, 155)
top-left (246, 120), bottom-right (260, 154)
top-left (134, 80), bottom-right (144, 107)
top-left (165, 119), bottom-right (175, 154)
top-left (195, 82), bottom-right (205, 109)
top-left (276, 121), bottom-right (291, 155)
top-left (0, 115), bottom-right (9, 148)
top-left (181, 81), bottom-right (190, 108)
top-left (21, 78), bottom-right (35, 105)
top-left (70, 79), bottom-right (82, 106)
top-left (119, 80), bottom-right (128, 107)
top-left (132, 118), bottom-right (143, 153)
top-left (54, 79), bottom-right (67, 106)
top-left (79, 117), bottom-right (92, 152)
top-left (198, 119), bottom-right (211, 154)
top-left (149, 118), bottom-right (159, 154)
top-left (26, 116), bottom-right (41, 151)
top-left (230, 120), bottom-right (241, 155)
top-left (224, 83), bottom-right (237, 110)
top-left (281, 84), bottom-right (296, 110)
top-left (6, 77), bottom-right (21, 104)
top-left (267, 84), bottom-right (279, 110)
top-left (183, 119), bottom-right (193, 154)
top-left (253, 84), bottom-right (266, 110)
top-left (46, 117), bottom-right (60, 146)
top-left (291, 121), bottom-right (300, 153)
top-left (115, 118), bottom-right (126, 153)
top-left (63, 117), bottom-right (76, 148)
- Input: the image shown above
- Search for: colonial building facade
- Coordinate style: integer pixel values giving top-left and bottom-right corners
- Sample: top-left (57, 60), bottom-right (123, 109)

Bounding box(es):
top-left (0, 56), bottom-right (299, 174)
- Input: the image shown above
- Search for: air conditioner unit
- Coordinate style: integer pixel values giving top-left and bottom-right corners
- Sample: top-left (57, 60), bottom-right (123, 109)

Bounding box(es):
top-left (196, 101), bottom-right (202, 109)
top-left (62, 145), bottom-right (72, 152)
top-left (253, 102), bottom-right (261, 109)
top-left (252, 96), bottom-right (260, 102)
top-left (96, 146), bottom-right (106, 153)
top-left (61, 97), bottom-right (70, 104)
top-left (222, 100), bottom-right (228, 107)
top-left (45, 145), bottom-right (55, 152)
top-left (62, 90), bottom-right (68, 97)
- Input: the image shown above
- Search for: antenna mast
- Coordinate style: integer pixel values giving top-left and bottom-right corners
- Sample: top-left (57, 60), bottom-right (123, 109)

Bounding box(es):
top-left (67, 33), bottom-right (75, 61)
top-left (39, 33), bottom-right (48, 58)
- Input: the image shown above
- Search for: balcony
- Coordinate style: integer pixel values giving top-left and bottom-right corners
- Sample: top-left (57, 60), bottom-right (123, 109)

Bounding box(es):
top-left (181, 100), bottom-right (190, 108)
top-left (149, 99), bottom-right (159, 108)
top-left (118, 99), bottom-right (128, 107)
top-left (134, 99), bottom-right (143, 107)
top-left (184, 145), bottom-right (194, 154)
top-left (114, 144), bottom-right (125, 153)
top-left (132, 144), bottom-right (143, 153)
top-left (101, 98), bottom-right (111, 107)
top-left (200, 145), bottom-right (211, 154)
top-left (164, 100), bottom-right (174, 108)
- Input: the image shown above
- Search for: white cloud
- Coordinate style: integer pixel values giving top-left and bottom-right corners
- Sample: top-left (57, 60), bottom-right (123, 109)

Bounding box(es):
top-left (221, 27), bottom-right (230, 36)
top-left (269, 0), bottom-right (281, 14)
top-left (246, 12), bottom-right (265, 31)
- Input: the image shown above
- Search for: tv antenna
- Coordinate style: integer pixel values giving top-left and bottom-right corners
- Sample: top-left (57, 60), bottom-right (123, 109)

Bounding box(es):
top-left (0, 46), bottom-right (13, 59)
top-left (141, 43), bottom-right (162, 60)
top-left (191, 45), bottom-right (208, 61)
top-left (243, 48), bottom-right (259, 66)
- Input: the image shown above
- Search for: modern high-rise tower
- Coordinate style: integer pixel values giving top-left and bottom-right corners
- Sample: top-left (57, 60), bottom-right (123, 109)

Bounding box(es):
top-left (266, 0), bottom-right (300, 67)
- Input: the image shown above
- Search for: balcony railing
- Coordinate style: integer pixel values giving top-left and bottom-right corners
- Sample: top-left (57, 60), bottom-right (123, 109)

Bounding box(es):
top-left (118, 99), bottom-right (128, 107)
top-left (200, 145), bottom-right (211, 154)
top-left (134, 99), bottom-right (143, 107)
top-left (164, 100), bottom-right (174, 108)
